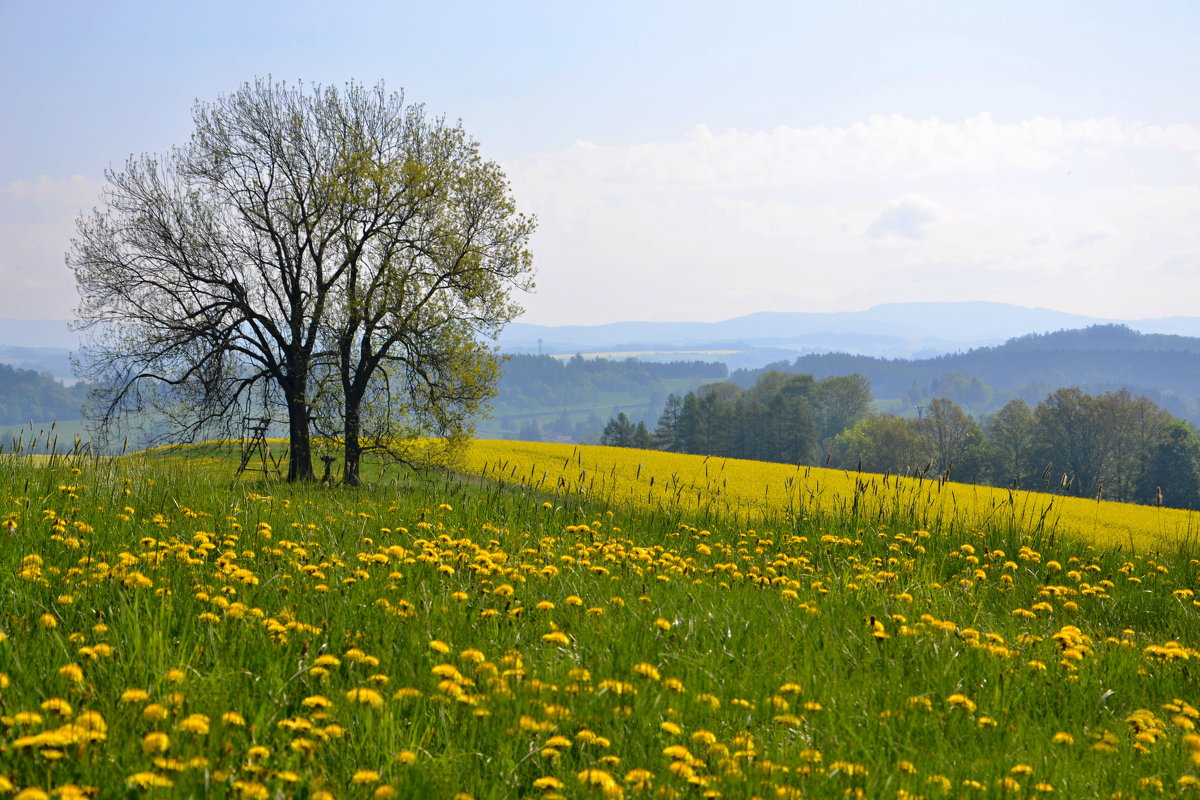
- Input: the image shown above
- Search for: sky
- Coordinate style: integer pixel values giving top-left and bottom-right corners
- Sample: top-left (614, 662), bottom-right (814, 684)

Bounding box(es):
top-left (2, 0), bottom-right (1199, 326)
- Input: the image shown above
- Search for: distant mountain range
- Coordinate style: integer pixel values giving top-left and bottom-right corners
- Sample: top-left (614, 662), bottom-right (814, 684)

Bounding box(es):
top-left (500, 302), bottom-right (1200, 368)
top-left (12, 302), bottom-right (1200, 381)
top-left (732, 324), bottom-right (1200, 425)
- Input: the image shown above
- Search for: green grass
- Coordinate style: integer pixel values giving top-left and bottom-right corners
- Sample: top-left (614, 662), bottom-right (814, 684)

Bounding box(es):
top-left (2, 444), bottom-right (1200, 798)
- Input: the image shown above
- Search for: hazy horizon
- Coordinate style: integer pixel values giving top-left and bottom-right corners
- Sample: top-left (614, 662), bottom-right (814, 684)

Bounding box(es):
top-left (3, 1), bottom-right (1198, 326)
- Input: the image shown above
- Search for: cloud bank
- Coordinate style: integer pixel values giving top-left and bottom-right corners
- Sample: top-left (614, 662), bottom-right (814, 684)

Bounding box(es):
top-left (505, 114), bottom-right (1200, 325)
top-left (3, 114), bottom-right (1199, 326)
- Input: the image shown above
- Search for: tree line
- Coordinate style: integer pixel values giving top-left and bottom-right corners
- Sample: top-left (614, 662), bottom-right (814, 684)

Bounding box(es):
top-left (603, 371), bottom-right (1200, 509)
top-left (732, 325), bottom-right (1200, 424)
top-left (498, 354), bottom-right (727, 410)
top-left (606, 372), bottom-right (872, 464)
top-left (0, 364), bottom-right (89, 425)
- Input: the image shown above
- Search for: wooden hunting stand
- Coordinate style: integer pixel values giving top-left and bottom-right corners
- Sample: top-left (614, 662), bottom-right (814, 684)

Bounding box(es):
top-left (235, 416), bottom-right (282, 480)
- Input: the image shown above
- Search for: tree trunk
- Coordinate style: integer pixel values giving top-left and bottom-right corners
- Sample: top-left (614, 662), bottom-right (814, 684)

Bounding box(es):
top-left (343, 402), bottom-right (361, 487)
top-left (287, 393), bottom-right (314, 481)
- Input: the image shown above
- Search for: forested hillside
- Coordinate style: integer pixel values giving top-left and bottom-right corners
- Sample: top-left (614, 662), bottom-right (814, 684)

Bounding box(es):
top-left (482, 354), bottom-right (727, 442)
top-left (0, 363), bottom-right (88, 424)
top-left (620, 372), bottom-right (1200, 509)
top-left (733, 325), bottom-right (1200, 422)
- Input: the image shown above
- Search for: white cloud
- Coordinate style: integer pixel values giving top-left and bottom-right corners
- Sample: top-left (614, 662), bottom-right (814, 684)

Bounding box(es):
top-left (506, 114), bottom-right (1200, 324)
top-left (4, 116), bottom-right (1200, 326)
top-left (867, 195), bottom-right (947, 241)
top-left (512, 114), bottom-right (1200, 195)
top-left (1160, 249), bottom-right (1200, 274)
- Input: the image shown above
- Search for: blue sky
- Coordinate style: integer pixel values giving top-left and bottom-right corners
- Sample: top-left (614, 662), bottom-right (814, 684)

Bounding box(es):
top-left (3, 0), bottom-right (1199, 324)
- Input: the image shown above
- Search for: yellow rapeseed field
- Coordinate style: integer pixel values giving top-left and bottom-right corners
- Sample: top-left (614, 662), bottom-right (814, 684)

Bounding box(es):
top-left (464, 441), bottom-right (1200, 552)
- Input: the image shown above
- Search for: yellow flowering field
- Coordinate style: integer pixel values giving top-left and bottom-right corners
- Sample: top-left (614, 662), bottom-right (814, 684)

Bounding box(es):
top-left (2, 445), bottom-right (1200, 798)
top-left (463, 441), bottom-right (1200, 553)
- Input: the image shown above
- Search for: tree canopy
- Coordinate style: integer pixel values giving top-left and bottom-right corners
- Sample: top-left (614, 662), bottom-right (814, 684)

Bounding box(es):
top-left (70, 79), bottom-right (534, 482)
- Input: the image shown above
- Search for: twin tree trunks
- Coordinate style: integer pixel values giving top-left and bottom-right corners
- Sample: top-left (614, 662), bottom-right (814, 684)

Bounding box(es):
top-left (68, 78), bottom-right (536, 485)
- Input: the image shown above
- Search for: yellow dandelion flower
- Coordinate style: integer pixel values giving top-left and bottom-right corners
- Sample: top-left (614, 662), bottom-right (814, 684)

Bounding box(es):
top-left (352, 770), bottom-right (381, 784)
top-left (347, 688), bottom-right (385, 708)
top-left (142, 732), bottom-right (171, 753)
top-left (541, 631), bottom-right (571, 646)
top-left (625, 768), bottom-right (654, 785)
top-left (947, 693), bottom-right (977, 713)
top-left (662, 745), bottom-right (692, 760)
top-left (40, 698), bottom-right (72, 716)
top-left (290, 737), bottom-right (317, 755)
top-left (177, 714), bottom-right (210, 735)
top-left (233, 781), bottom-right (269, 800)
top-left (55, 663), bottom-right (83, 683)
top-left (143, 703), bottom-right (169, 722)
top-left (429, 640), bottom-right (451, 654)
top-left (302, 695), bottom-right (333, 709)
top-left (577, 769), bottom-right (619, 790)
top-left (460, 648), bottom-right (486, 663)
top-left (126, 772), bottom-right (174, 789)
top-left (633, 663), bottom-right (661, 681)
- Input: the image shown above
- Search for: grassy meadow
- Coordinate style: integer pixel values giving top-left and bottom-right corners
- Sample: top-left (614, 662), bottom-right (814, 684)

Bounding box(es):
top-left (3, 442), bottom-right (1200, 798)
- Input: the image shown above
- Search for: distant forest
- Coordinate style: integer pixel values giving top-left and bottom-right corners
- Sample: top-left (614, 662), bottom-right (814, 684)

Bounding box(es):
top-left (591, 324), bottom-right (1200, 510)
top-left (488, 354), bottom-right (727, 442)
top-left (734, 325), bottom-right (1200, 424)
top-left (7, 323), bottom-right (1200, 506)
top-left (604, 373), bottom-right (1200, 510)
top-left (499, 353), bottom-right (727, 406)
top-left (0, 363), bottom-right (88, 425)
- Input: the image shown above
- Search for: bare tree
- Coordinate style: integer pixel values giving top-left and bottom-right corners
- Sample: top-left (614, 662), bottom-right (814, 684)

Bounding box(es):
top-left (69, 79), bottom-right (534, 481)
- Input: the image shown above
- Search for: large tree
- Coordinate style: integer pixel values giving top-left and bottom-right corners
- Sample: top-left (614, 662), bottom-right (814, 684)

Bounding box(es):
top-left (917, 397), bottom-right (985, 480)
top-left (69, 79), bottom-right (534, 481)
top-left (986, 398), bottom-right (1039, 488)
